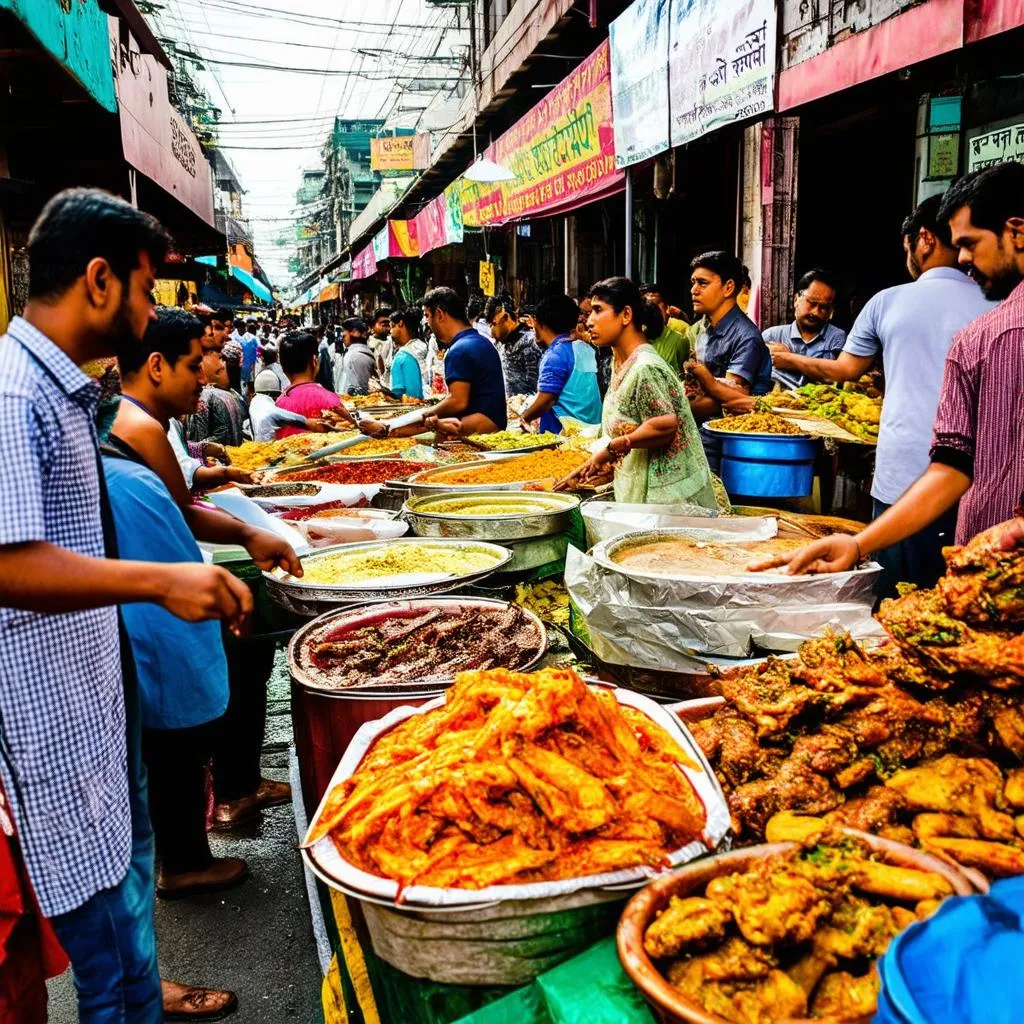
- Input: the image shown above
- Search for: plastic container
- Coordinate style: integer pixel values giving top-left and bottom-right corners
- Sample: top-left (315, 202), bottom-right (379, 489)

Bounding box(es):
top-left (718, 432), bottom-right (820, 499)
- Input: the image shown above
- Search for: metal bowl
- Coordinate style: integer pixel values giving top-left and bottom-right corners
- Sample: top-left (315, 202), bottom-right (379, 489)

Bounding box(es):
top-left (403, 490), bottom-right (580, 540)
top-left (475, 440), bottom-right (562, 459)
top-left (263, 538), bottom-right (514, 616)
top-left (289, 596), bottom-right (548, 694)
top-left (400, 455), bottom-right (563, 495)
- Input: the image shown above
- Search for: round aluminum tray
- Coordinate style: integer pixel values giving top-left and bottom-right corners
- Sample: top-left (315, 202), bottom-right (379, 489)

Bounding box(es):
top-left (400, 456), bottom-right (555, 495)
top-left (263, 538), bottom-right (514, 616)
top-left (475, 440), bottom-right (562, 459)
top-left (289, 597), bottom-right (548, 694)
top-left (403, 490), bottom-right (580, 540)
top-left (593, 527), bottom-right (877, 584)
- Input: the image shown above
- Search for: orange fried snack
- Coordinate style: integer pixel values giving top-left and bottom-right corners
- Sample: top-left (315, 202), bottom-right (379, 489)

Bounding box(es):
top-left (306, 668), bottom-right (707, 889)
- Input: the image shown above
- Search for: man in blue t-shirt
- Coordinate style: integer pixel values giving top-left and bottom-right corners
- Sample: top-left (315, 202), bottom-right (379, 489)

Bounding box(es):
top-left (358, 287), bottom-right (507, 438)
top-left (521, 294), bottom-right (603, 434)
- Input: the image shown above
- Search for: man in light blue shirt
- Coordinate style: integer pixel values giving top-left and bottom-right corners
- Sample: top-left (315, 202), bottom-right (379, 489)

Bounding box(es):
top-left (764, 196), bottom-right (996, 594)
top-left (520, 294), bottom-right (603, 433)
top-left (763, 268), bottom-right (847, 388)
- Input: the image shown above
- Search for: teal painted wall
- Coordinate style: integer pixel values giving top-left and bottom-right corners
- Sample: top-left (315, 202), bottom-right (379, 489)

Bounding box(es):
top-left (2, 0), bottom-right (116, 112)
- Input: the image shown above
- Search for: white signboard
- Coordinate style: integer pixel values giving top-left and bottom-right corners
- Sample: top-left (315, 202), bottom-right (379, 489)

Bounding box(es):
top-left (669, 0), bottom-right (776, 149)
top-left (610, 0), bottom-right (671, 169)
top-left (967, 121), bottom-right (1024, 172)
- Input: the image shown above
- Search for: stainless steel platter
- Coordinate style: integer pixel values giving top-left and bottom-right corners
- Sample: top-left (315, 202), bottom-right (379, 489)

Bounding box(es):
top-left (288, 597), bottom-right (548, 695)
top-left (473, 440), bottom-right (562, 459)
top-left (399, 456), bottom-right (555, 495)
top-left (263, 538), bottom-right (514, 616)
top-left (403, 490), bottom-right (580, 541)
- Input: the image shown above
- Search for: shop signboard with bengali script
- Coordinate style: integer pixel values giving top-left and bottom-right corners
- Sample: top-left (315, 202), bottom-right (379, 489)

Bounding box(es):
top-left (370, 134), bottom-right (431, 172)
top-left (668, 0), bottom-right (776, 148)
top-left (967, 119), bottom-right (1024, 172)
top-left (460, 40), bottom-right (621, 227)
top-left (609, 0), bottom-right (671, 168)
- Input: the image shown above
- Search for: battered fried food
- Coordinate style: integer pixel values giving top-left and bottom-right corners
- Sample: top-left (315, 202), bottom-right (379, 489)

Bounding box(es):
top-left (306, 667), bottom-right (708, 889)
top-left (649, 840), bottom-right (948, 1024)
top-left (939, 530), bottom-right (1024, 626)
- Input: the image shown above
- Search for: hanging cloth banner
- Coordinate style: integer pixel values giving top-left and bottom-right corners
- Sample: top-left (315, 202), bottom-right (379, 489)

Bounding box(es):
top-left (351, 244), bottom-right (378, 281)
top-left (609, 0), bottom-right (671, 168)
top-left (668, 0), bottom-right (776, 148)
top-left (389, 220), bottom-right (420, 258)
top-left (412, 182), bottom-right (466, 256)
top-left (460, 40), bottom-right (621, 227)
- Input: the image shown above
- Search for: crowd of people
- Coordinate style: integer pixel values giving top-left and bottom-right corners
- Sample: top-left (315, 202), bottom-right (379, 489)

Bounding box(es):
top-left (2, 154), bottom-right (1024, 1021)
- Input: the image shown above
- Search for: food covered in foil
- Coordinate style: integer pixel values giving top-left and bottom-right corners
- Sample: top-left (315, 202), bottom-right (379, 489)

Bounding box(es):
top-left (610, 536), bottom-right (808, 577)
top-left (306, 667), bottom-right (708, 888)
top-left (295, 542), bottom-right (504, 586)
top-left (646, 836), bottom-right (951, 1024)
top-left (296, 603), bottom-right (544, 688)
top-left (467, 430), bottom-right (561, 450)
top-left (417, 449), bottom-right (587, 487)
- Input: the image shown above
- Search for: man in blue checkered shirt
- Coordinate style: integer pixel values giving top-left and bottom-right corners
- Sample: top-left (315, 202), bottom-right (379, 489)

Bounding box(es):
top-left (0, 189), bottom-right (268, 1022)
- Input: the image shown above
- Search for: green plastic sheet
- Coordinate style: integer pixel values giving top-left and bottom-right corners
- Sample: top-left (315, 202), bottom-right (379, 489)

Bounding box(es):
top-left (451, 938), bottom-right (656, 1024)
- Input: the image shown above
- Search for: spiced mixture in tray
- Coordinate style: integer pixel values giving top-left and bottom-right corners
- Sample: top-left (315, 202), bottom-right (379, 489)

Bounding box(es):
top-left (610, 536), bottom-right (809, 577)
top-left (297, 604), bottom-right (544, 688)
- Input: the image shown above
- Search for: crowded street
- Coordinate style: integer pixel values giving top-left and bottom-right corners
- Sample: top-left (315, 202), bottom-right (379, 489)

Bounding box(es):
top-left (3, 1), bottom-right (1024, 1023)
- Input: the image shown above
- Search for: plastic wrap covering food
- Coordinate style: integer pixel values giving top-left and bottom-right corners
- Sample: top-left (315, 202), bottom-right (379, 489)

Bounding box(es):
top-left (565, 524), bottom-right (884, 664)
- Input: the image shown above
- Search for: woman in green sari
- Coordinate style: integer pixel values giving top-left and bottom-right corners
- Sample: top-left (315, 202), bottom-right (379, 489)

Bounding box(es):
top-left (558, 277), bottom-right (717, 506)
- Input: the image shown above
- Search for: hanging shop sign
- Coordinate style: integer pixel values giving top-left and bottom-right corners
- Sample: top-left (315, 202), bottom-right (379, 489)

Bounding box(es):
top-left (370, 134), bottom-right (432, 172)
top-left (3, 0), bottom-right (116, 112)
top-left (609, 0), bottom-right (671, 168)
top-left (479, 261), bottom-right (496, 297)
top-left (460, 40), bottom-right (621, 227)
top-left (372, 225), bottom-right (390, 263)
top-left (967, 119), bottom-right (1024, 172)
top-left (111, 23), bottom-right (216, 227)
top-left (352, 244), bottom-right (378, 281)
top-left (668, 0), bottom-right (776, 148)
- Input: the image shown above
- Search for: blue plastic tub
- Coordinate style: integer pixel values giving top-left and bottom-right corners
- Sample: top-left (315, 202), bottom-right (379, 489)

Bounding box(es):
top-left (717, 431), bottom-right (819, 498)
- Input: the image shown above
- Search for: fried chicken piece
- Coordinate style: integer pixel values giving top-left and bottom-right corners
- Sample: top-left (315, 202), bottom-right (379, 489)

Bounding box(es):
top-left (786, 947), bottom-right (836, 999)
top-left (718, 658), bottom-right (821, 738)
top-left (912, 812), bottom-right (980, 840)
top-left (706, 857), bottom-right (837, 946)
top-left (810, 969), bottom-right (879, 1019)
top-left (729, 758), bottom-right (842, 839)
top-left (815, 896), bottom-right (902, 959)
top-left (715, 711), bottom-right (764, 787)
top-left (765, 811), bottom-right (827, 845)
top-left (665, 937), bottom-right (775, 986)
top-left (790, 724), bottom-right (859, 776)
top-left (688, 716), bottom-right (722, 761)
top-left (851, 860), bottom-right (953, 902)
top-left (939, 536), bottom-right (1024, 626)
top-left (823, 786), bottom-right (907, 833)
top-left (885, 755), bottom-right (1015, 841)
top-left (643, 896), bottom-right (731, 959)
top-left (989, 701), bottom-right (1024, 759)
top-left (920, 836), bottom-right (1024, 877)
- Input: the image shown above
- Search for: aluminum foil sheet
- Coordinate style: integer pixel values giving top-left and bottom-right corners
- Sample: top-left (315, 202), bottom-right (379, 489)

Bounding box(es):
top-left (565, 544), bottom-right (885, 665)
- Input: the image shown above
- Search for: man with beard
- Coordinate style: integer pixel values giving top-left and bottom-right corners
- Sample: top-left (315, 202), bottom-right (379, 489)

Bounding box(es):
top-left (0, 189), bottom-right (264, 1021)
top-left (756, 196), bottom-right (994, 594)
top-left (755, 162), bottom-right (1024, 579)
top-left (762, 268), bottom-right (846, 387)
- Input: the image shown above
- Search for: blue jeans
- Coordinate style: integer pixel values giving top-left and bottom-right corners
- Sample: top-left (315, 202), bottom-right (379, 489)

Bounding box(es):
top-left (49, 644), bottom-right (162, 1024)
top-left (872, 497), bottom-right (959, 600)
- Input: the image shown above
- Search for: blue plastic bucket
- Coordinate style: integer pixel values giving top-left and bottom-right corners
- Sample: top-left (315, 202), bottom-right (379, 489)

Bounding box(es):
top-left (718, 432), bottom-right (819, 498)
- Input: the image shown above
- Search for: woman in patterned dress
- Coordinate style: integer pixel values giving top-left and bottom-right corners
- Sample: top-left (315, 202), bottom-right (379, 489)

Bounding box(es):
top-left (558, 277), bottom-right (717, 507)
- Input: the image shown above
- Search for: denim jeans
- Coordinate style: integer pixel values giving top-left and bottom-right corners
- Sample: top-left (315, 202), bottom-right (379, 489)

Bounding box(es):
top-left (49, 631), bottom-right (162, 1024)
top-left (871, 497), bottom-right (959, 600)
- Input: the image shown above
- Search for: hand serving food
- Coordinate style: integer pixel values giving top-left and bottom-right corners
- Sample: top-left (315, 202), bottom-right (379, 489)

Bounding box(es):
top-left (748, 533), bottom-right (862, 575)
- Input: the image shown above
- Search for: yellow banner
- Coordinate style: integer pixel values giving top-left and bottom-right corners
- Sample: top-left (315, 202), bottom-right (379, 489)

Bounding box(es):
top-left (479, 261), bottom-right (496, 297)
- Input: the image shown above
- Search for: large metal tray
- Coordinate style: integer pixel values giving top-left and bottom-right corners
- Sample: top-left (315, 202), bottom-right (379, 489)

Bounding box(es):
top-left (263, 538), bottom-right (514, 616)
top-left (289, 596), bottom-right (548, 695)
top-left (403, 490), bottom-right (580, 540)
top-left (400, 456), bottom-right (557, 495)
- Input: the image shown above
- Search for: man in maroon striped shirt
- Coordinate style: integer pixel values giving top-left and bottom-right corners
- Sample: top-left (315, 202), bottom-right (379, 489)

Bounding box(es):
top-left (755, 160), bottom-right (1024, 576)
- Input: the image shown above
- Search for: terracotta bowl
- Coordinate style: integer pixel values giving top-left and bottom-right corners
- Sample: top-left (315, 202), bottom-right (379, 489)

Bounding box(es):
top-left (616, 831), bottom-right (981, 1024)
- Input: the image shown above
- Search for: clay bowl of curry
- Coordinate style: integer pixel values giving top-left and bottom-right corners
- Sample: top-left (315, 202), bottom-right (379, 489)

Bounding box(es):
top-left (616, 831), bottom-right (978, 1024)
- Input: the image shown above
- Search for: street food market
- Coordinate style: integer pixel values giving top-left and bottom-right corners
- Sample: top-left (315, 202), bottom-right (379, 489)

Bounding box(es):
top-left (5, 1), bottom-right (1024, 1022)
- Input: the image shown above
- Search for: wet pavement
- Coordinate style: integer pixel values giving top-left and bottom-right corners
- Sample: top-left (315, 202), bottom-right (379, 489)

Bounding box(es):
top-left (48, 648), bottom-right (325, 1023)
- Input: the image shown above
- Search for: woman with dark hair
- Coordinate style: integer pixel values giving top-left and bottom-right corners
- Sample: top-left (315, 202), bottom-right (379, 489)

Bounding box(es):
top-left (558, 277), bottom-right (717, 506)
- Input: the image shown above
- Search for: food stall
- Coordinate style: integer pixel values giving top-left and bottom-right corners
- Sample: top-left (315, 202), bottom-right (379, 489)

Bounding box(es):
top-left (199, 393), bottom-right (1023, 1024)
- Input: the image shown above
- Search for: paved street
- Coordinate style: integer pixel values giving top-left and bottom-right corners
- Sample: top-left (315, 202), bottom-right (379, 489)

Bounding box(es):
top-left (48, 649), bottom-right (325, 1024)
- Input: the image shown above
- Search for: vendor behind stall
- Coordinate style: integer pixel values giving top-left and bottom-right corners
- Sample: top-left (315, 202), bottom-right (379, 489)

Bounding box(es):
top-left (520, 294), bottom-right (602, 434)
top-left (359, 287), bottom-right (507, 439)
top-left (557, 277), bottom-right (717, 506)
